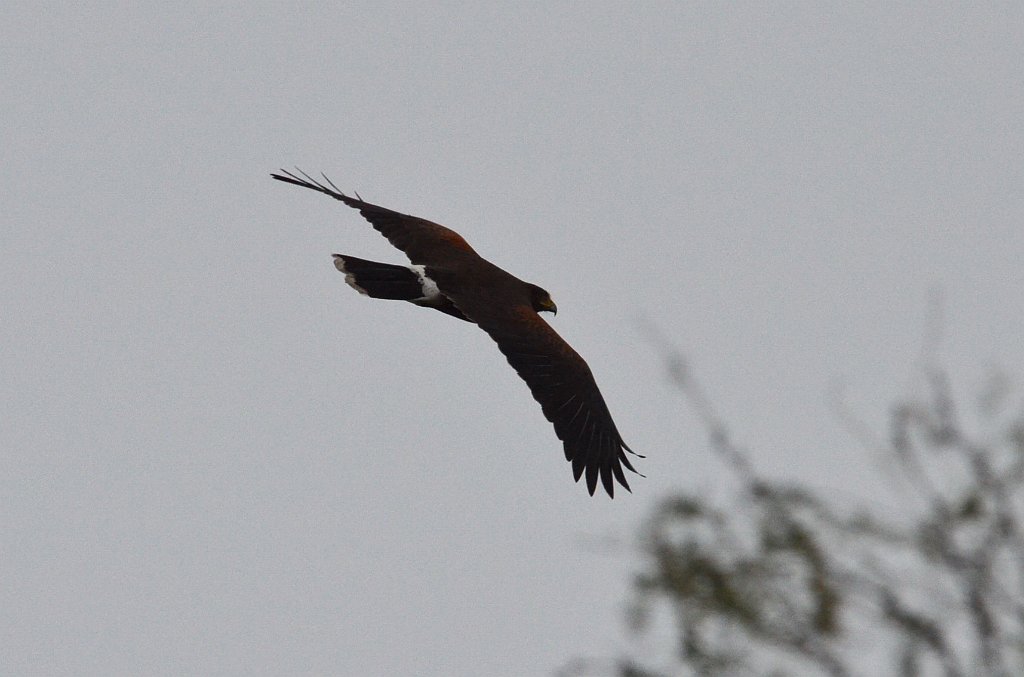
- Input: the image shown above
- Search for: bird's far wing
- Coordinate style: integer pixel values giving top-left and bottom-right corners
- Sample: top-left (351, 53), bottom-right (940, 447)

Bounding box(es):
top-left (271, 169), bottom-right (477, 266)
top-left (457, 302), bottom-right (643, 497)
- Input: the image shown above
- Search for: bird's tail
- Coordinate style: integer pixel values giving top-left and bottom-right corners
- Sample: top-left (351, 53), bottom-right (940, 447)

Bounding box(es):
top-left (332, 254), bottom-right (424, 300)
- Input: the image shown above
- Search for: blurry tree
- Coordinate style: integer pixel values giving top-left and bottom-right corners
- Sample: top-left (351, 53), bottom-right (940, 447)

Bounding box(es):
top-left (564, 339), bottom-right (1024, 677)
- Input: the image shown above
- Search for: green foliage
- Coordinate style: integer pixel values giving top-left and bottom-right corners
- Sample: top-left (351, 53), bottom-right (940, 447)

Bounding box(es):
top-left (596, 356), bottom-right (1024, 677)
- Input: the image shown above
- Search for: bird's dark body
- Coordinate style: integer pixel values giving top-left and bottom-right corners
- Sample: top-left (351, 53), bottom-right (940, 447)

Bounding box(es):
top-left (273, 169), bottom-right (642, 497)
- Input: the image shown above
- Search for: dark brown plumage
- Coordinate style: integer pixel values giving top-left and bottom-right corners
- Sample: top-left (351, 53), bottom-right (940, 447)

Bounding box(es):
top-left (272, 169), bottom-right (642, 497)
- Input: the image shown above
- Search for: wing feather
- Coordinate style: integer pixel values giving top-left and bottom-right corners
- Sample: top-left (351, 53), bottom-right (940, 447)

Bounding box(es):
top-left (458, 304), bottom-right (642, 497)
top-left (271, 169), bottom-right (476, 266)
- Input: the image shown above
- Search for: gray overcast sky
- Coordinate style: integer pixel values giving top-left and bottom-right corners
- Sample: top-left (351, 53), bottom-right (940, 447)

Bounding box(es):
top-left (2, 3), bottom-right (1023, 676)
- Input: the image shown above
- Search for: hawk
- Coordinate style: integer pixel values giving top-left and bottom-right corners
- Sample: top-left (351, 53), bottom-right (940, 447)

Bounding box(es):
top-left (272, 169), bottom-right (643, 497)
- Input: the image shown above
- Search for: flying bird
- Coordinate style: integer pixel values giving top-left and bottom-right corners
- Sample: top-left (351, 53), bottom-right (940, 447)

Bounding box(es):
top-left (272, 169), bottom-right (642, 497)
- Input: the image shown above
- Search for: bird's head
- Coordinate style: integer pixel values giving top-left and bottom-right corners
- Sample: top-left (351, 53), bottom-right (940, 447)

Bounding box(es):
top-left (528, 283), bottom-right (557, 316)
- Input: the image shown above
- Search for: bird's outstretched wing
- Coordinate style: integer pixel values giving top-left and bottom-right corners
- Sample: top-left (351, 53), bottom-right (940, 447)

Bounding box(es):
top-left (453, 301), bottom-right (643, 497)
top-left (271, 169), bottom-right (477, 266)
